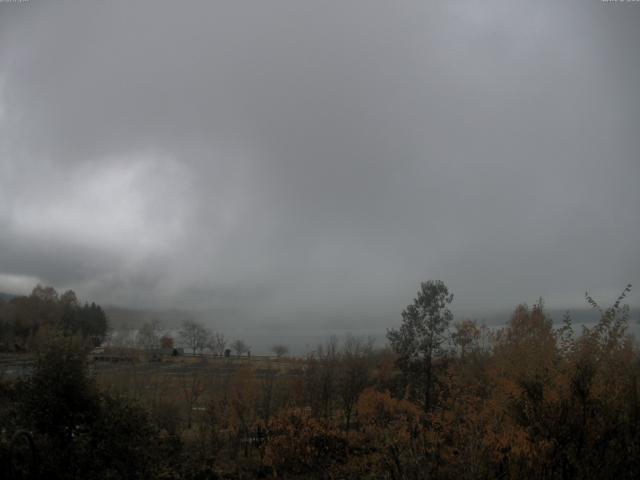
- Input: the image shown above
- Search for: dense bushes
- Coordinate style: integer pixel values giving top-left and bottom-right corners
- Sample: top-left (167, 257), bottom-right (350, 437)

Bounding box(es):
top-left (1, 334), bottom-right (164, 479)
top-left (0, 282), bottom-right (638, 479)
top-left (257, 287), bottom-right (640, 479)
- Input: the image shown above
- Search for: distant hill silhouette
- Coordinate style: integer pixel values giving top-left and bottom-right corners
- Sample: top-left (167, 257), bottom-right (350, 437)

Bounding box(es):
top-left (103, 305), bottom-right (195, 331)
top-left (0, 291), bottom-right (16, 302)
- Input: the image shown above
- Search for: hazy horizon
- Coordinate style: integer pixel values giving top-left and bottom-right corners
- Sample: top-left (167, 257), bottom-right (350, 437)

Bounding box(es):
top-left (1, 1), bottom-right (638, 331)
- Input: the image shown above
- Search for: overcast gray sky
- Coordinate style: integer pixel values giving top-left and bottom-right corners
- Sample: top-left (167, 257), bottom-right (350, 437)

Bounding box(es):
top-left (1, 0), bottom-right (638, 329)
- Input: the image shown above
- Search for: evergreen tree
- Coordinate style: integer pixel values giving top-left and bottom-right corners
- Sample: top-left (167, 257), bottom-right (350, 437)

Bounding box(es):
top-left (387, 280), bottom-right (453, 411)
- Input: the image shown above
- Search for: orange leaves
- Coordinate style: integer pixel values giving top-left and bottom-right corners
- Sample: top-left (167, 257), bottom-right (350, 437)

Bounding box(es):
top-left (263, 407), bottom-right (347, 476)
top-left (356, 387), bottom-right (421, 429)
top-left (225, 365), bottom-right (258, 435)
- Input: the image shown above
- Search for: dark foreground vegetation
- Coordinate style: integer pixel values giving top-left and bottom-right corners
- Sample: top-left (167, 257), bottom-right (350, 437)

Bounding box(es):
top-left (0, 282), bottom-right (638, 479)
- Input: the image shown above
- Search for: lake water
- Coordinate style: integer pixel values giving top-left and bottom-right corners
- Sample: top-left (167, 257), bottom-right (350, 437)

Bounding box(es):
top-left (111, 318), bottom-right (640, 356)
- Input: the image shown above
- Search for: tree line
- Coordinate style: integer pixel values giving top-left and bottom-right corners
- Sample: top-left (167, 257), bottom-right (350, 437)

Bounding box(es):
top-left (0, 280), bottom-right (638, 479)
top-left (130, 318), bottom-right (253, 358)
top-left (0, 285), bottom-right (108, 351)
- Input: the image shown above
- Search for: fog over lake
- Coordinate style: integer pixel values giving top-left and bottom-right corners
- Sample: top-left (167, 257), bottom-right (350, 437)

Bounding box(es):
top-left (1, 0), bottom-right (638, 332)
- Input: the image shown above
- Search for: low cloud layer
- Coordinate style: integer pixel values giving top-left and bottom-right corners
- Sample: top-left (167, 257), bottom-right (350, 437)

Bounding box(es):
top-left (1, 1), bottom-right (638, 328)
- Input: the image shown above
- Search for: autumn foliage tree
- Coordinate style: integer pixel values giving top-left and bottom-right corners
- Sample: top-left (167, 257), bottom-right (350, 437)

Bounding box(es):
top-left (451, 319), bottom-right (481, 359)
top-left (2, 281), bottom-right (638, 479)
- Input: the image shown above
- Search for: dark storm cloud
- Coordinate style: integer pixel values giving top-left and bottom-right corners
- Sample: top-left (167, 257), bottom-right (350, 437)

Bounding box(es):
top-left (1, 0), bottom-right (638, 326)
